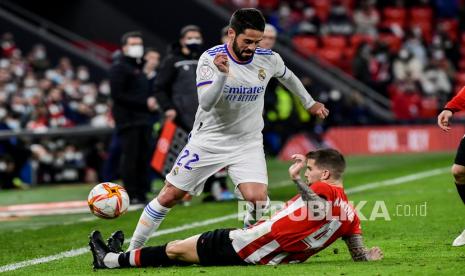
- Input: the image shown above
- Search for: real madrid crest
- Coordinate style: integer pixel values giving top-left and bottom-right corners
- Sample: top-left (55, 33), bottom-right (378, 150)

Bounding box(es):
top-left (199, 60), bottom-right (214, 80)
top-left (258, 68), bottom-right (266, 81)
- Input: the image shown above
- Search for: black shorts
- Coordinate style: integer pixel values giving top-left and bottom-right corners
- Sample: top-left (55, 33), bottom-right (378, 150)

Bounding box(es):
top-left (455, 137), bottom-right (465, 166)
top-left (196, 228), bottom-right (247, 266)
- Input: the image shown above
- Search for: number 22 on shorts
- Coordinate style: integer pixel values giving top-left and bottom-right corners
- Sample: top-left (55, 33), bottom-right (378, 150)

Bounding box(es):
top-left (176, 149), bottom-right (200, 170)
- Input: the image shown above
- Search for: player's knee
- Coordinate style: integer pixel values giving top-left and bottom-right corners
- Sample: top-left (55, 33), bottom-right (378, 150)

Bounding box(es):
top-left (245, 191), bottom-right (268, 205)
top-left (157, 182), bottom-right (186, 207)
top-left (451, 165), bottom-right (465, 182)
top-left (165, 240), bottom-right (182, 259)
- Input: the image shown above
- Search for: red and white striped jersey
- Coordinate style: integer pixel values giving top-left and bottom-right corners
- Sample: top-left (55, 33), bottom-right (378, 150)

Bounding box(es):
top-left (229, 181), bottom-right (361, 265)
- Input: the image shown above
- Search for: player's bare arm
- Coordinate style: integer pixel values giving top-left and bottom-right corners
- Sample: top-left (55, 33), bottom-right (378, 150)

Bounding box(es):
top-left (343, 234), bottom-right (383, 262)
top-left (437, 109), bottom-right (453, 132)
top-left (289, 154), bottom-right (325, 202)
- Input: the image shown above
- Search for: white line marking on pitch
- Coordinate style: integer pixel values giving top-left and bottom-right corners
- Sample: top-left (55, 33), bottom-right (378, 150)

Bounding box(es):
top-left (0, 167), bottom-right (449, 273)
top-left (0, 214), bottom-right (237, 273)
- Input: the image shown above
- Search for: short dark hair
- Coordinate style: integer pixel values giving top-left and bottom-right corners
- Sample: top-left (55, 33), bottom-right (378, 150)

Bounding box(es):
top-left (121, 31), bottom-right (142, 46)
top-left (306, 149), bottom-right (346, 180)
top-left (144, 47), bottom-right (159, 54)
top-left (229, 8), bottom-right (265, 35)
top-left (180, 25), bottom-right (201, 38)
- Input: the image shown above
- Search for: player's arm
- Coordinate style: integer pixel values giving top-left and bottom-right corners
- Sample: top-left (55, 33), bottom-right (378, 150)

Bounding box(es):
top-left (293, 178), bottom-right (325, 203)
top-left (273, 53), bottom-right (329, 119)
top-left (196, 53), bottom-right (229, 112)
top-left (289, 154), bottom-right (325, 203)
top-left (342, 234), bottom-right (383, 262)
top-left (438, 86), bottom-right (465, 132)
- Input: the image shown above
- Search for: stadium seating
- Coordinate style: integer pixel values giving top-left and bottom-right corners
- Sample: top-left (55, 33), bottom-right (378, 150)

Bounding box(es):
top-left (382, 7), bottom-right (407, 28)
top-left (219, 1), bottom-right (465, 122)
top-left (292, 35), bottom-right (319, 58)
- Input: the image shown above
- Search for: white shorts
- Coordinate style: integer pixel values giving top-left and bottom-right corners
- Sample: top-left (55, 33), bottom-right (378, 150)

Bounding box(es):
top-left (165, 142), bottom-right (268, 196)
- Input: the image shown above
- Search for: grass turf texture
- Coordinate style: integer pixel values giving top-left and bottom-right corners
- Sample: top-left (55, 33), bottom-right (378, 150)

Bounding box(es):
top-left (1, 152), bottom-right (465, 275)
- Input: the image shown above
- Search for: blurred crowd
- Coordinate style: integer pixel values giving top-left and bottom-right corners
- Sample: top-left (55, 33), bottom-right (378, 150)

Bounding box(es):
top-left (4, 0), bottom-right (464, 187)
top-left (0, 32), bottom-right (114, 131)
top-left (0, 32), bottom-right (113, 188)
top-left (219, 0), bottom-right (465, 121)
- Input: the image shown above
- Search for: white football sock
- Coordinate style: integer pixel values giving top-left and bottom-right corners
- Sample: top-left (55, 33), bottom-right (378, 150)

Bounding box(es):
top-left (127, 198), bottom-right (171, 251)
top-left (103, 252), bottom-right (120, 268)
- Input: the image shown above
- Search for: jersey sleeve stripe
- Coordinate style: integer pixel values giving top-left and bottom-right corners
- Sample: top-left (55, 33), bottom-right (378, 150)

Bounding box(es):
top-left (197, 80), bottom-right (213, 87)
top-left (207, 49), bottom-right (224, 54)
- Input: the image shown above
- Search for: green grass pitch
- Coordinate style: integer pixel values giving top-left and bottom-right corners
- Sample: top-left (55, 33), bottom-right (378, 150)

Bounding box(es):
top-left (1, 152), bottom-right (465, 275)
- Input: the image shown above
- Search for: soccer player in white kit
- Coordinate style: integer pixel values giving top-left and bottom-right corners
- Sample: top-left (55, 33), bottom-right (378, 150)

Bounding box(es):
top-left (127, 8), bottom-right (329, 251)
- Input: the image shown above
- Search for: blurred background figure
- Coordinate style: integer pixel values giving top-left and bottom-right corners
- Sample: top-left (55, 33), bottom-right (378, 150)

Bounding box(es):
top-left (109, 31), bottom-right (157, 204)
top-left (260, 23), bottom-right (277, 49)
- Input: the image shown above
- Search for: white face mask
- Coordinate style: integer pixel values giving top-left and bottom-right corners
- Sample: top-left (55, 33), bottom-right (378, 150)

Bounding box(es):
top-left (0, 59), bottom-right (10, 68)
top-left (35, 50), bottom-right (46, 60)
top-left (77, 70), bottom-right (89, 81)
top-left (99, 83), bottom-right (110, 95)
top-left (83, 94), bottom-right (96, 105)
top-left (14, 66), bottom-right (25, 77)
top-left (126, 45), bottom-right (144, 58)
top-left (24, 78), bottom-right (37, 88)
top-left (95, 104), bottom-right (108, 114)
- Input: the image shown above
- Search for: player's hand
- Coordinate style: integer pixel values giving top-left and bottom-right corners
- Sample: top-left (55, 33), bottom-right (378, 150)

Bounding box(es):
top-left (214, 53), bottom-right (229, 74)
top-left (147, 96), bottom-right (158, 112)
top-left (366, 247), bottom-right (383, 261)
top-left (289, 154), bottom-right (306, 180)
top-left (308, 102), bottom-right (329, 119)
top-left (165, 109), bottom-right (177, 121)
top-left (437, 109), bottom-right (453, 132)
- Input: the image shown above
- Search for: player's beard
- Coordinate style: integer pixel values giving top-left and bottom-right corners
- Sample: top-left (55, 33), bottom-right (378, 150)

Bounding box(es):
top-left (232, 37), bottom-right (254, 61)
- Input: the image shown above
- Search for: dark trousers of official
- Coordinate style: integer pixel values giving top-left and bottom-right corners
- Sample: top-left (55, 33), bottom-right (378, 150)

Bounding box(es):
top-left (119, 125), bottom-right (152, 202)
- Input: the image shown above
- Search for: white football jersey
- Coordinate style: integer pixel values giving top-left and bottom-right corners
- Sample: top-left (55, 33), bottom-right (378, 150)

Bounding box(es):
top-left (189, 44), bottom-right (298, 152)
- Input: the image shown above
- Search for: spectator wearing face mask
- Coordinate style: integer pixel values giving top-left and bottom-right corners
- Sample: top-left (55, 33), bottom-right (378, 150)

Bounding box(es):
top-left (321, 0), bottom-right (354, 36)
top-left (109, 31), bottom-right (158, 204)
top-left (153, 25), bottom-right (203, 130)
top-left (392, 47), bottom-right (423, 82)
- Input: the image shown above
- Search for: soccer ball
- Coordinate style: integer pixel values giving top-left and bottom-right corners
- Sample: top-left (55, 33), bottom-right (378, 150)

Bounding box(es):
top-left (87, 182), bottom-right (130, 219)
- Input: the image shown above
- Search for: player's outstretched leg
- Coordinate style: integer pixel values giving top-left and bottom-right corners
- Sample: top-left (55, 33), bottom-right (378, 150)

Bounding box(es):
top-left (451, 164), bottom-right (465, 246)
top-left (238, 182), bottom-right (270, 227)
top-left (89, 230), bottom-right (196, 269)
top-left (128, 181), bottom-right (186, 251)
